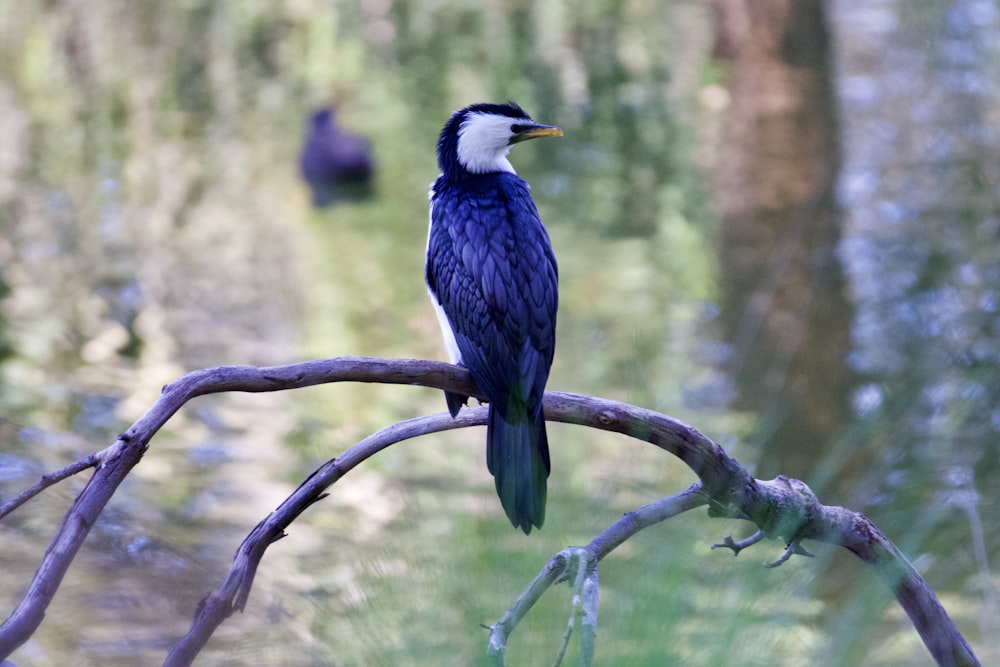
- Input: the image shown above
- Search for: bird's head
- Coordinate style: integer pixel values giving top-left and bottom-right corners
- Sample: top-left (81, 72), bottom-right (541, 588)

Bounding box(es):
top-left (436, 102), bottom-right (562, 179)
top-left (310, 108), bottom-right (335, 131)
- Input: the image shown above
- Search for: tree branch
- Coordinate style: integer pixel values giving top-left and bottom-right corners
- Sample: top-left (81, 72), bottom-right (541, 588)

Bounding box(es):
top-left (163, 409), bottom-right (483, 666)
top-left (487, 484), bottom-right (708, 666)
top-left (0, 357), bottom-right (981, 667)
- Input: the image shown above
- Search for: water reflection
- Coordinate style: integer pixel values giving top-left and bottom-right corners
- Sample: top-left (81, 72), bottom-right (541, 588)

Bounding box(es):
top-left (829, 0), bottom-right (1000, 660)
top-left (708, 0), bottom-right (856, 493)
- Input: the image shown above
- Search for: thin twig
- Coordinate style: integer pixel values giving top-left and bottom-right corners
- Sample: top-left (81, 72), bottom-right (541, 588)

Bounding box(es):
top-left (579, 562), bottom-right (599, 665)
top-left (0, 454), bottom-right (100, 519)
top-left (766, 541), bottom-right (815, 568)
top-left (551, 547), bottom-right (590, 667)
top-left (711, 530), bottom-right (765, 555)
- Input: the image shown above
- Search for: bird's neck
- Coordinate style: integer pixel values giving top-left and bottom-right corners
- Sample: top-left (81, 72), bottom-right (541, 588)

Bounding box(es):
top-left (437, 170), bottom-right (524, 191)
top-left (457, 151), bottom-right (516, 176)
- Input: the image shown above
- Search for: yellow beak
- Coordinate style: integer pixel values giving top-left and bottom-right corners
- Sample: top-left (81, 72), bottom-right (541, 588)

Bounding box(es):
top-left (511, 124), bottom-right (564, 143)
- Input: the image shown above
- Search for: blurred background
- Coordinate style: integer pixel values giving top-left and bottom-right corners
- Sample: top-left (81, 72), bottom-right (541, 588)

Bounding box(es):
top-left (0, 0), bottom-right (997, 664)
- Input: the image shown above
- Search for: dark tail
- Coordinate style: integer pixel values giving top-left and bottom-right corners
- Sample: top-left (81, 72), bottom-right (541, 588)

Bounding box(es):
top-left (444, 390), bottom-right (466, 418)
top-left (486, 402), bottom-right (551, 533)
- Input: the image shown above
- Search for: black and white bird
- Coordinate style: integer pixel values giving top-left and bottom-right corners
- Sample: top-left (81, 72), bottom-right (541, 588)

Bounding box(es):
top-left (425, 102), bottom-right (562, 533)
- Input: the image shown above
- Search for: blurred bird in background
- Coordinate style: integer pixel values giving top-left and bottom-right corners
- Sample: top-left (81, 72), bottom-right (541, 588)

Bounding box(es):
top-left (299, 108), bottom-right (374, 207)
top-left (425, 102), bottom-right (562, 533)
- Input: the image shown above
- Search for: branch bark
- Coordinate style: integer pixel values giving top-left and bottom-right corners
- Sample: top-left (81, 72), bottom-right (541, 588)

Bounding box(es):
top-left (0, 357), bottom-right (981, 667)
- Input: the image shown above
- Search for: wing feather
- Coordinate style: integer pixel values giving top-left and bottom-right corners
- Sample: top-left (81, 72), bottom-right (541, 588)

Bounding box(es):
top-left (426, 174), bottom-right (557, 414)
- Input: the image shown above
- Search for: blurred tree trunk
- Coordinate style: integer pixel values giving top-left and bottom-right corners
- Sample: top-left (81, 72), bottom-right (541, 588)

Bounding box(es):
top-left (708, 0), bottom-right (856, 495)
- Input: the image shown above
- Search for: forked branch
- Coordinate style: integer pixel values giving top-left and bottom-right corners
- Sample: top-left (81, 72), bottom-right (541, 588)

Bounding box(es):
top-left (487, 484), bottom-right (708, 666)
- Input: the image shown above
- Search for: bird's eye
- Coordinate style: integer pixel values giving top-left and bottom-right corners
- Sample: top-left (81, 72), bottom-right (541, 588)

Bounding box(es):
top-left (510, 124), bottom-right (525, 134)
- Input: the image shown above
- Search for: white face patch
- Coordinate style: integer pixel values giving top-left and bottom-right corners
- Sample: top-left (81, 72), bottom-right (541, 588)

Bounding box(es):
top-left (456, 112), bottom-right (529, 174)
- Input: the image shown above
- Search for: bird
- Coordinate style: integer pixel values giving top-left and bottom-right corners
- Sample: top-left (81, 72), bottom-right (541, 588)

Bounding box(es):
top-left (299, 108), bottom-right (374, 207)
top-left (425, 102), bottom-right (562, 533)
